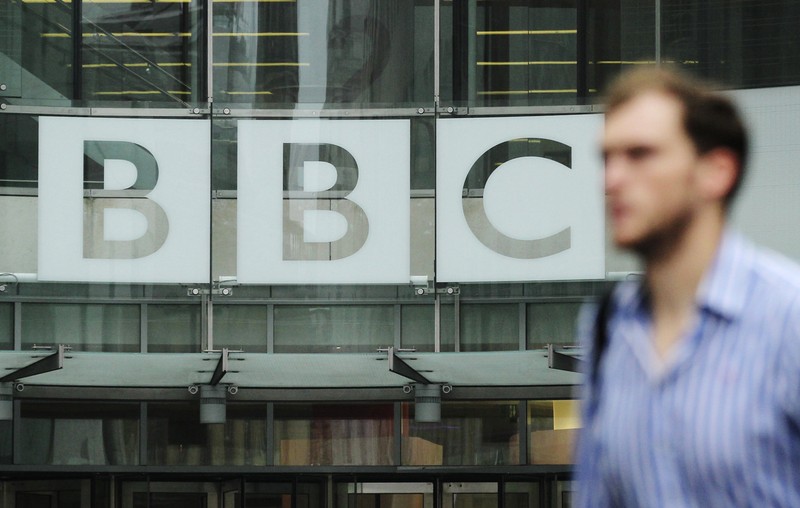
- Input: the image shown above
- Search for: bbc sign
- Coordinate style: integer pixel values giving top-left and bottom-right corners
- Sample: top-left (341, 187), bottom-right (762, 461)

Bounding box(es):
top-left (38, 115), bottom-right (603, 284)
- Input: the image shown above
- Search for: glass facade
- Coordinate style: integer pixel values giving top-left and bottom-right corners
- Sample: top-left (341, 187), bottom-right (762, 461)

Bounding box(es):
top-left (2, 0), bottom-right (800, 505)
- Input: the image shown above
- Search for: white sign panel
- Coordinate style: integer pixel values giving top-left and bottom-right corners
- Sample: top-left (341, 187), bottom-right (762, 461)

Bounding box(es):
top-left (38, 117), bottom-right (210, 283)
top-left (436, 115), bottom-right (604, 282)
top-left (237, 119), bottom-right (410, 284)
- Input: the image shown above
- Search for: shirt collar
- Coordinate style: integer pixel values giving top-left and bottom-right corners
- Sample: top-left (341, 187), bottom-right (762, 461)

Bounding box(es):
top-left (695, 228), bottom-right (754, 321)
top-left (617, 228), bottom-right (753, 322)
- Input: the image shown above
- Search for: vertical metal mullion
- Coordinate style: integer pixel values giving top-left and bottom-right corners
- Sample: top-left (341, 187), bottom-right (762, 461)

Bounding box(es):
top-left (206, 297), bottom-right (214, 352)
top-left (576, 0), bottom-right (588, 102)
top-left (140, 303), bottom-right (148, 353)
top-left (266, 402), bottom-right (274, 465)
top-left (73, 0), bottom-right (83, 101)
top-left (497, 477), bottom-right (505, 508)
top-left (140, 402), bottom-right (148, 465)
top-left (453, 293), bottom-right (460, 352)
top-left (267, 304), bottom-right (275, 353)
top-left (655, 0), bottom-right (662, 65)
top-left (434, 296), bottom-right (441, 353)
top-left (434, 0), bottom-right (441, 105)
top-left (206, 0), bottom-right (214, 105)
top-left (394, 304), bottom-right (402, 349)
top-left (467, 0), bottom-right (477, 101)
top-left (518, 302), bottom-right (526, 351)
top-left (517, 400), bottom-right (527, 465)
top-left (12, 399), bottom-right (20, 465)
top-left (201, 294), bottom-right (209, 351)
top-left (13, 302), bottom-right (21, 350)
top-left (393, 402), bottom-right (402, 465)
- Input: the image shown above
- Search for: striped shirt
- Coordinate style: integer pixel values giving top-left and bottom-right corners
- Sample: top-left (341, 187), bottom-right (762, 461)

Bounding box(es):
top-left (576, 229), bottom-right (800, 507)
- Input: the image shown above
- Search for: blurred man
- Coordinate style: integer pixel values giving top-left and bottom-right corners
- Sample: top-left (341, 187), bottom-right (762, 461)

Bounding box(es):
top-left (576, 67), bottom-right (800, 506)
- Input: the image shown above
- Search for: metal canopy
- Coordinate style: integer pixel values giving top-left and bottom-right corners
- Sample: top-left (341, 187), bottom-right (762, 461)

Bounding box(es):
top-left (0, 350), bottom-right (580, 388)
top-left (546, 344), bottom-right (582, 374)
top-left (0, 345), bottom-right (68, 383)
top-left (386, 347), bottom-right (431, 384)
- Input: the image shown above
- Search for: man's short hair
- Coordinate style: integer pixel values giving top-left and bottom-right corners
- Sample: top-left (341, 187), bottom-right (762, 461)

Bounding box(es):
top-left (604, 66), bottom-right (749, 206)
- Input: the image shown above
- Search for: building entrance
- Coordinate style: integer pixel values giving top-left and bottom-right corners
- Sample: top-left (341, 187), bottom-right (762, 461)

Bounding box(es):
top-left (1, 475), bottom-right (572, 508)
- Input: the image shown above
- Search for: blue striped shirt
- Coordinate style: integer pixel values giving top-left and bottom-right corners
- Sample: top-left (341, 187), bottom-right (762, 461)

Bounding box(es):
top-left (576, 229), bottom-right (800, 507)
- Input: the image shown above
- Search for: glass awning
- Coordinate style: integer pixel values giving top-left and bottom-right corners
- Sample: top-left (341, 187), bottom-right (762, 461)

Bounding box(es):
top-left (0, 350), bottom-right (580, 388)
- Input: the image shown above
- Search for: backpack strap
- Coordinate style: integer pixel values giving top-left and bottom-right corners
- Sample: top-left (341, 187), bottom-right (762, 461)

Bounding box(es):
top-left (591, 286), bottom-right (616, 388)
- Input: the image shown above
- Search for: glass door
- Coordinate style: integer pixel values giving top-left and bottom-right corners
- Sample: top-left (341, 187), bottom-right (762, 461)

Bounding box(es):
top-left (443, 481), bottom-right (543, 508)
top-left (442, 482), bottom-right (496, 508)
top-left (336, 482), bottom-right (434, 508)
top-left (121, 481), bottom-right (221, 508)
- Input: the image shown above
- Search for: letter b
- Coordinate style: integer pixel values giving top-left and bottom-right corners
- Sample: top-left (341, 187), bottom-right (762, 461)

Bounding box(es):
top-left (282, 143), bottom-right (368, 261)
top-left (83, 141), bottom-right (169, 259)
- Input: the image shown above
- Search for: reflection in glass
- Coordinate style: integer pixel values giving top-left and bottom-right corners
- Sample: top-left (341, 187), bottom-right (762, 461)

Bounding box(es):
top-left (80, 0), bottom-right (202, 106)
top-left (147, 304), bottom-right (201, 353)
top-left (17, 0), bottom-right (73, 102)
top-left (213, 305), bottom-right (268, 352)
top-left (401, 304), bottom-right (456, 352)
top-left (0, 115), bottom-right (39, 188)
top-left (274, 305), bottom-right (393, 353)
top-left (528, 400), bottom-right (579, 465)
top-left (662, 2), bottom-right (800, 88)
top-left (505, 482), bottom-right (541, 508)
top-left (526, 302), bottom-right (581, 349)
top-left (0, 421), bottom-right (10, 464)
top-left (21, 303), bottom-right (140, 352)
top-left (2, 480), bottom-right (90, 508)
top-left (245, 481), bottom-right (324, 508)
top-left (442, 0), bottom-right (579, 107)
top-left (460, 303), bottom-right (518, 351)
top-left (403, 401), bottom-right (520, 465)
top-left (18, 401), bottom-right (139, 465)
top-left (0, 304), bottom-right (12, 350)
top-left (275, 403), bottom-right (394, 465)
top-left (213, 0), bottom-right (433, 108)
top-left (147, 402), bottom-right (268, 466)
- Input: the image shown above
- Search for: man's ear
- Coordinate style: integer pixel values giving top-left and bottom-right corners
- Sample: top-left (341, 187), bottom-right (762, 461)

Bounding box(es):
top-left (698, 148), bottom-right (739, 203)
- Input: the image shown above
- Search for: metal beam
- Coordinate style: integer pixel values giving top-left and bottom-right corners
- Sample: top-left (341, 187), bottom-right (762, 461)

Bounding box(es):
top-left (387, 347), bottom-right (431, 384)
top-left (0, 345), bottom-right (66, 383)
top-left (546, 344), bottom-right (582, 374)
top-left (209, 348), bottom-right (229, 386)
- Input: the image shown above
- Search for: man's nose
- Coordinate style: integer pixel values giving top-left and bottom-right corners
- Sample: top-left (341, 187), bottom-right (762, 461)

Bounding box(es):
top-left (604, 156), bottom-right (624, 194)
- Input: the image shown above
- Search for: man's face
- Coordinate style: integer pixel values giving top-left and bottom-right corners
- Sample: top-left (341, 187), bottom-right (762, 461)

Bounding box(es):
top-left (602, 91), bottom-right (704, 254)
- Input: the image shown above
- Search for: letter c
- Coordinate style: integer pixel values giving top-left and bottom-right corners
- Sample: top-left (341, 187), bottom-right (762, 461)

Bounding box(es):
top-left (462, 138), bottom-right (572, 259)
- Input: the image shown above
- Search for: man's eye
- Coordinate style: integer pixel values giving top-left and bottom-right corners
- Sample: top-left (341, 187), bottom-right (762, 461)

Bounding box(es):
top-left (627, 147), bottom-right (653, 160)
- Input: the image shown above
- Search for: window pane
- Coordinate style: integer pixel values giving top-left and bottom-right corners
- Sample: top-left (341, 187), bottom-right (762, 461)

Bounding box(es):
top-left (588, 0), bottom-right (656, 94)
top-left (275, 403), bottom-right (394, 465)
top-left (80, 0), bottom-right (203, 106)
top-left (0, 303), bottom-right (12, 350)
top-left (21, 303), bottom-right (140, 352)
top-left (401, 304), bottom-right (455, 352)
top-left (528, 399), bottom-right (579, 465)
top-left (403, 401), bottom-right (520, 465)
top-left (526, 302), bottom-right (581, 349)
top-left (18, 401), bottom-right (139, 465)
top-left (147, 304), bottom-right (200, 353)
top-left (442, 0), bottom-right (579, 107)
top-left (0, 115), bottom-right (38, 191)
top-left (213, 0), bottom-right (434, 108)
top-left (213, 305), bottom-right (268, 352)
top-left (460, 304), bottom-right (518, 351)
top-left (0, 420), bottom-right (10, 464)
top-left (147, 402), bottom-right (268, 466)
top-left (245, 481), bottom-right (325, 508)
top-left (274, 305), bottom-right (393, 353)
top-left (18, 0), bottom-right (74, 103)
top-left (662, 1), bottom-right (800, 88)
top-left (505, 482), bottom-right (541, 508)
